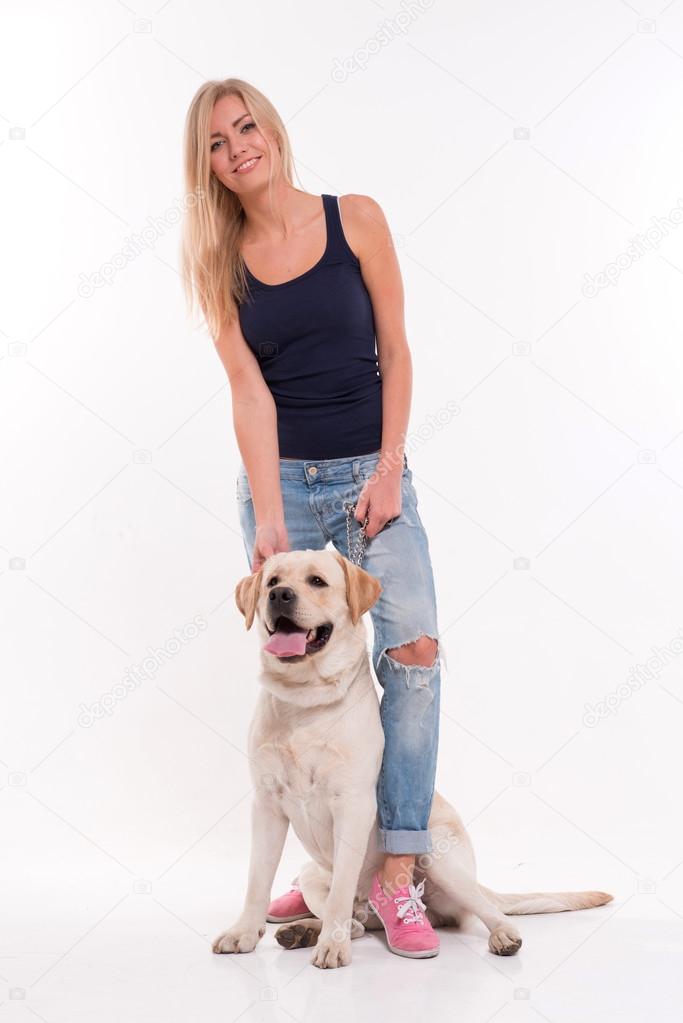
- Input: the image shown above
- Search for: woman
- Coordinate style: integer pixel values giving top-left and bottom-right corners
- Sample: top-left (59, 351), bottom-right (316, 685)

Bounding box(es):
top-left (182, 78), bottom-right (445, 959)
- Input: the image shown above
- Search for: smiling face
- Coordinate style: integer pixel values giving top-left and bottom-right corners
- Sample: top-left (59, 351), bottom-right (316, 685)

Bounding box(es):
top-left (208, 93), bottom-right (277, 192)
top-left (235, 550), bottom-right (382, 668)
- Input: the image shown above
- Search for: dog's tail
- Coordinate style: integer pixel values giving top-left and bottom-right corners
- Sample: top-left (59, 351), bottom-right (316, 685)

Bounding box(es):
top-left (479, 883), bottom-right (613, 915)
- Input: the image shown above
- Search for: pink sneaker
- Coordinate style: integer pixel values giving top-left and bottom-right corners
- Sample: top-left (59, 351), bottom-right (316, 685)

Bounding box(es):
top-left (266, 880), bottom-right (315, 923)
top-left (368, 872), bottom-right (440, 958)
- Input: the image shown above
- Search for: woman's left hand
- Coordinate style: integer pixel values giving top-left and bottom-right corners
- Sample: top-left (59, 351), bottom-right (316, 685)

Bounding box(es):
top-left (354, 467), bottom-right (402, 539)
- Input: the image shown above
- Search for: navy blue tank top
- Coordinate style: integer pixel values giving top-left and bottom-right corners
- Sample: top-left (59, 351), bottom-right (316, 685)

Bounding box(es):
top-left (237, 194), bottom-right (383, 459)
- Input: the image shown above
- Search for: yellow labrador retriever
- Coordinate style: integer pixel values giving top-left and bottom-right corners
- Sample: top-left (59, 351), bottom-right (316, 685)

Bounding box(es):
top-left (212, 549), bottom-right (613, 969)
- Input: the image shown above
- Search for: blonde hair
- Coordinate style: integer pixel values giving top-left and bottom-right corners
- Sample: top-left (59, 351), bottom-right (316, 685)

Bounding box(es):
top-left (180, 78), bottom-right (296, 340)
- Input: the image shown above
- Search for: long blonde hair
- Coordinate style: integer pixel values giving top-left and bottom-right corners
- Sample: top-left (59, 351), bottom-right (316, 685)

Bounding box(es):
top-left (180, 78), bottom-right (296, 340)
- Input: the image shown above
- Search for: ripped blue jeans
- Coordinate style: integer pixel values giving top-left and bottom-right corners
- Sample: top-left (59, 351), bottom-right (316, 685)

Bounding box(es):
top-left (236, 449), bottom-right (443, 855)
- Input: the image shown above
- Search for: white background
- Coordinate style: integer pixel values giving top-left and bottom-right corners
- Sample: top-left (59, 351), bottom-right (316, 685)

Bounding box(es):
top-left (1, 0), bottom-right (682, 1019)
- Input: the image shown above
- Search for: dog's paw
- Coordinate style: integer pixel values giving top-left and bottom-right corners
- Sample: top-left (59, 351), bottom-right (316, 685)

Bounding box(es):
top-left (310, 934), bottom-right (352, 969)
top-left (212, 921), bottom-right (265, 954)
top-left (488, 925), bottom-right (522, 956)
top-left (275, 919), bottom-right (322, 949)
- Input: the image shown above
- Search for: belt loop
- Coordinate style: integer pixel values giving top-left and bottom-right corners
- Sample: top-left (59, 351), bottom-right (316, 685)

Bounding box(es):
top-left (352, 458), bottom-right (361, 483)
top-left (403, 452), bottom-right (408, 470)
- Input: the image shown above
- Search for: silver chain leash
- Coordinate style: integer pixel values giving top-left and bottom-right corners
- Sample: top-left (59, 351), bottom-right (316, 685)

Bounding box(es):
top-left (343, 501), bottom-right (369, 566)
top-left (343, 463), bottom-right (400, 565)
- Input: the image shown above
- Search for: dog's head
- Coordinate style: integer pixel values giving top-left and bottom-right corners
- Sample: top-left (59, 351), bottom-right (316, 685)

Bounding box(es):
top-left (235, 550), bottom-right (381, 690)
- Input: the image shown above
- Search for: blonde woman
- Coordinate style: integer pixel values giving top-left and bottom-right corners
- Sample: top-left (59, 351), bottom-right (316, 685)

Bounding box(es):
top-left (182, 78), bottom-right (445, 958)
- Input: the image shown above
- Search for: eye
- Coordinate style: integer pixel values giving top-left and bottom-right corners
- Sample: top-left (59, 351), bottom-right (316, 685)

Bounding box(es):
top-left (211, 123), bottom-right (255, 152)
top-left (308, 575), bottom-right (328, 587)
top-left (266, 576), bottom-right (279, 587)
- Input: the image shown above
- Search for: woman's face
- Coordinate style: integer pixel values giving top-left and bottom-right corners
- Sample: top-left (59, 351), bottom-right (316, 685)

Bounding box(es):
top-left (208, 94), bottom-right (275, 192)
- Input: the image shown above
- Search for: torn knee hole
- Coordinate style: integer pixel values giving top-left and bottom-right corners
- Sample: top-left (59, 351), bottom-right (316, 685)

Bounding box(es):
top-left (386, 636), bottom-right (438, 668)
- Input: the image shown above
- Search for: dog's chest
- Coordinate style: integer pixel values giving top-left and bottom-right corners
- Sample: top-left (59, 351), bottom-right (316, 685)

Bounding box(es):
top-left (254, 731), bottom-right (344, 863)
top-left (253, 729), bottom-right (346, 803)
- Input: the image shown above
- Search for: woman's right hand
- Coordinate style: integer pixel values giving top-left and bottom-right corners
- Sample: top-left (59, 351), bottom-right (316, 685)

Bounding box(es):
top-left (251, 521), bottom-right (290, 572)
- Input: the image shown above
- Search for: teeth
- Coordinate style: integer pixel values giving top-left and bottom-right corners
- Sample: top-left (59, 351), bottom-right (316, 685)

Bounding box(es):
top-left (236, 158), bottom-right (258, 171)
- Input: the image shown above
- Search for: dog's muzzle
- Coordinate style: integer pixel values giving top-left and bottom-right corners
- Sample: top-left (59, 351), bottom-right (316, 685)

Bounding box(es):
top-left (264, 614), bottom-right (333, 658)
top-left (263, 586), bottom-right (333, 658)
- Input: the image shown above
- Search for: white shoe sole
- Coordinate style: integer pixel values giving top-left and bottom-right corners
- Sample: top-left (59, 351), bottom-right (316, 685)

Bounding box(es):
top-left (367, 898), bottom-right (440, 958)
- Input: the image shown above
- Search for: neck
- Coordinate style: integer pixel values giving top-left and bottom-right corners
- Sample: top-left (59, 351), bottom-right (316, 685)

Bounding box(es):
top-left (260, 656), bottom-right (369, 716)
top-left (239, 183), bottom-right (316, 244)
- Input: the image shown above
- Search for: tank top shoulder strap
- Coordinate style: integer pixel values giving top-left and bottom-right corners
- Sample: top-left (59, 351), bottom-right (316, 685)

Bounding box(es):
top-left (321, 193), bottom-right (360, 265)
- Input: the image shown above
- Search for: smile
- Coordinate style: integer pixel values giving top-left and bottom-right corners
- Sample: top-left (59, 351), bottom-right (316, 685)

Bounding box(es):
top-left (234, 156), bottom-right (261, 173)
top-left (264, 615), bottom-right (334, 659)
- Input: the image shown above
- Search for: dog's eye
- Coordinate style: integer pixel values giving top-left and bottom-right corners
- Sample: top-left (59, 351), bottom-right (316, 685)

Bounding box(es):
top-left (308, 575), bottom-right (328, 587)
top-left (266, 576), bottom-right (279, 587)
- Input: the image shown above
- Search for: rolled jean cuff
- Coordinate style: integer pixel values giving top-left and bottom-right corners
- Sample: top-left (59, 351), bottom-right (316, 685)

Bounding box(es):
top-left (378, 828), bottom-right (433, 854)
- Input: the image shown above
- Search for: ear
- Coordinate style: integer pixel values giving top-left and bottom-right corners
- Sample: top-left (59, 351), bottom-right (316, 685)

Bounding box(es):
top-left (333, 551), bottom-right (382, 626)
top-left (234, 568), bottom-right (263, 630)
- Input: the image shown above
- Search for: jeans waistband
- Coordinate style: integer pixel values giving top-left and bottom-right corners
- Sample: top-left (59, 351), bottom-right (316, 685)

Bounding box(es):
top-left (239, 450), bottom-right (408, 485)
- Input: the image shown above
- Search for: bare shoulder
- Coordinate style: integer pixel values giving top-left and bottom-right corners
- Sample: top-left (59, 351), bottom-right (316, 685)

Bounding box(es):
top-left (337, 194), bottom-right (393, 262)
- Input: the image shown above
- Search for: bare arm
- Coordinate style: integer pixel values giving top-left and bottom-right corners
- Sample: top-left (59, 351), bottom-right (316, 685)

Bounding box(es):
top-left (340, 194), bottom-right (412, 478)
top-left (213, 316), bottom-right (285, 529)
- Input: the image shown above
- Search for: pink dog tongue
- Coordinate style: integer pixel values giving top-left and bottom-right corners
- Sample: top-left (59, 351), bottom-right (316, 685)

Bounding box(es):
top-left (264, 626), bottom-right (308, 657)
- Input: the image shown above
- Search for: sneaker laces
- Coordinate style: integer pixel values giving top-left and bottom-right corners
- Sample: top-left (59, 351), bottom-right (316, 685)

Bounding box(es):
top-left (394, 878), bottom-right (427, 925)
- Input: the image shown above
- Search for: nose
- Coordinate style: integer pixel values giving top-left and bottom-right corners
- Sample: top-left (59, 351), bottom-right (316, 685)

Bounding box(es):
top-left (268, 586), bottom-right (297, 617)
top-left (230, 138), bottom-right (247, 162)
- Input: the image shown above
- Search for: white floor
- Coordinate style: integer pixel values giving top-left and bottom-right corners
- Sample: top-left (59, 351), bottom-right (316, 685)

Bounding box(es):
top-left (4, 856), bottom-right (681, 1023)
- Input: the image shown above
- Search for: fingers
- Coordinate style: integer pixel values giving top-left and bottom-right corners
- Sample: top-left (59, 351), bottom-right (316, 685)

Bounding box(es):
top-left (252, 530), bottom-right (290, 572)
top-left (361, 514), bottom-right (381, 540)
top-left (354, 496), bottom-right (369, 523)
top-left (354, 493), bottom-right (392, 538)
top-left (363, 513), bottom-right (398, 539)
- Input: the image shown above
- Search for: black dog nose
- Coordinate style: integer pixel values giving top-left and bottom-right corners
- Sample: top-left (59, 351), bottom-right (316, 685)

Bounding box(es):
top-left (268, 586), bottom-right (297, 616)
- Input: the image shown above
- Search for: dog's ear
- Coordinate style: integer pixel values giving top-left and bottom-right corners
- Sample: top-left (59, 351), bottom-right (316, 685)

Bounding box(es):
top-left (333, 551), bottom-right (382, 625)
top-left (235, 568), bottom-right (263, 630)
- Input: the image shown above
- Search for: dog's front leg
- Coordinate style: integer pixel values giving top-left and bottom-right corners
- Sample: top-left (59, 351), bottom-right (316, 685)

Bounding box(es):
top-left (310, 796), bottom-right (375, 969)
top-left (212, 796), bottom-right (289, 954)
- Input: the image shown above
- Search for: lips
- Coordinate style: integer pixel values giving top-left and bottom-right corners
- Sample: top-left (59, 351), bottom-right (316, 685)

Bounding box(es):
top-left (264, 615), bottom-right (333, 659)
top-left (233, 156), bottom-right (261, 173)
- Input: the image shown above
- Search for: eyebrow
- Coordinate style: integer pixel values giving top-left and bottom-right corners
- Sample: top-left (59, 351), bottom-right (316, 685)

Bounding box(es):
top-left (210, 114), bottom-right (251, 139)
